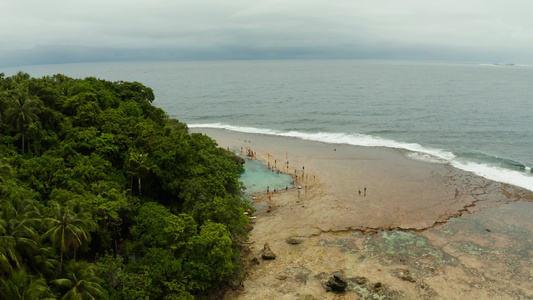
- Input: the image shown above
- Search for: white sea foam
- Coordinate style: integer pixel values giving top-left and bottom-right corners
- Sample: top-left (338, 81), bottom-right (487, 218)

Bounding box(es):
top-left (189, 123), bottom-right (280, 135)
top-left (190, 123), bottom-right (455, 161)
top-left (451, 161), bottom-right (533, 192)
top-left (190, 123), bottom-right (533, 192)
top-left (407, 152), bottom-right (449, 164)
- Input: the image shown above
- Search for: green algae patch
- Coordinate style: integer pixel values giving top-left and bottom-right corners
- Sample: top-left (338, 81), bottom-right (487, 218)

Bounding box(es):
top-left (434, 218), bottom-right (493, 238)
top-left (381, 231), bottom-right (428, 255)
top-left (317, 238), bottom-right (359, 253)
top-left (364, 230), bottom-right (457, 268)
top-left (451, 241), bottom-right (499, 256)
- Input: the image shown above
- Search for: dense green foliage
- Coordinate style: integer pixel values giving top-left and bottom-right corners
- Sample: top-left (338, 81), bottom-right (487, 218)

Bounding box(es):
top-left (0, 72), bottom-right (249, 299)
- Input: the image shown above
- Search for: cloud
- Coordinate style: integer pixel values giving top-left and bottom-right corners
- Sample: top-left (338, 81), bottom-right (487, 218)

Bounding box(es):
top-left (1, 0), bottom-right (533, 66)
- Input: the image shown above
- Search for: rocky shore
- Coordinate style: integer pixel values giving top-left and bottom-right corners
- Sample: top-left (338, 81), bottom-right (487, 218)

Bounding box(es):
top-left (191, 128), bottom-right (533, 300)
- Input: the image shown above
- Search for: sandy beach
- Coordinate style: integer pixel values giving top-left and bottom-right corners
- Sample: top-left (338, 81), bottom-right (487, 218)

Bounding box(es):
top-left (191, 128), bottom-right (533, 299)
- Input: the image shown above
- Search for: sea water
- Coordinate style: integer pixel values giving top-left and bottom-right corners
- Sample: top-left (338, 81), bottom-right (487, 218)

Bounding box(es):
top-left (3, 60), bottom-right (533, 191)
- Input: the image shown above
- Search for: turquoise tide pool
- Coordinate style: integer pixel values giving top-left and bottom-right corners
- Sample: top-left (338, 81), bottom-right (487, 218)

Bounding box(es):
top-left (238, 155), bottom-right (293, 196)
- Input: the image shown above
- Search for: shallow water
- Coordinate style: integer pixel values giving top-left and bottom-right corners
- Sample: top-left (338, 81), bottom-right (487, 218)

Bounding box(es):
top-left (238, 155), bottom-right (293, 196)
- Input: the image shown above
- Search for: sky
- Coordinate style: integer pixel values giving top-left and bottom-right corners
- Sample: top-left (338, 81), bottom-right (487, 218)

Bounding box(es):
top-left (1, 0), bottom-right (533, 67)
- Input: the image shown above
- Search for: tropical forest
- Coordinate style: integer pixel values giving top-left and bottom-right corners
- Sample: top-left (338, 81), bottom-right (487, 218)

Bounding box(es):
top-left (0, 72), bottom-right (250, 299)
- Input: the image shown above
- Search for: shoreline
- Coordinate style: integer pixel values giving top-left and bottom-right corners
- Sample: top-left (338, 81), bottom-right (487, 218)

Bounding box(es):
top-left (193, 127), bottom-right (531, 232)
top-left (191, 127), bottom-right (533, 299)
top-left (188, 125), bottom-right (533, 193)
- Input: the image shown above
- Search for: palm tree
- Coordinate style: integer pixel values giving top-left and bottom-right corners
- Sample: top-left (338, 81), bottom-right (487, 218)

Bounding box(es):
top-left (0, 224), bottom-right (18, 274)
top-left (4, 90), bottom-right (41, 154)
top-left (53, 260), bottom-right (106, 300)
top-left (0, 269), bottom-right (47, 300)
top-left (0, 157), bottom-right (13, 194)
top-left (42, 201), bottom-right (97, 272)
top-left (125, 152), bottom-right (153, 196)
top-left (26, 246), bottom-right (58, 280)
top-left (0, 90), bottom-right (9, 122)
top-left (0, 197), bottom-right (41, 274)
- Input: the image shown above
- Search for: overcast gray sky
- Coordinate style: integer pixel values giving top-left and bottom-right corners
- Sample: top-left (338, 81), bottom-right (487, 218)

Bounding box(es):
top-left (1, 0), bottom-right (533, 66)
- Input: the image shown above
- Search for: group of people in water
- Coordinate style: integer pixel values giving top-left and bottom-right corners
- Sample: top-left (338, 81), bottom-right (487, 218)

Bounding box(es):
top-left (243, 146), bottom-right (375, 202)
top-left (245, 147), bottom-right (256, 159)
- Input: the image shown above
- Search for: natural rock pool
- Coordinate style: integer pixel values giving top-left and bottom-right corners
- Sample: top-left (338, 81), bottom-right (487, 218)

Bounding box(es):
top-left (238, 155), bottom-right (293, 196)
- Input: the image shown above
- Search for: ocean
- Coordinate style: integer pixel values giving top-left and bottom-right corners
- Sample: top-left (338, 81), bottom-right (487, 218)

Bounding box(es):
top-left (3, 60), bottom-right (533, 192)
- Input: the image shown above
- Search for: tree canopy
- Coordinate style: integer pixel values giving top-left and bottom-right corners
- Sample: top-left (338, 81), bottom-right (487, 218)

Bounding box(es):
top-left (0, 72), bottom-right (249, 299)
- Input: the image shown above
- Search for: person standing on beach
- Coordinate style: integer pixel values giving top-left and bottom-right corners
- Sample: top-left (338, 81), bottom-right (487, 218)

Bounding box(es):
top-left (364, 187), bottom-right (367, 196)
top-left (359, 189), bottom-right (361, 196)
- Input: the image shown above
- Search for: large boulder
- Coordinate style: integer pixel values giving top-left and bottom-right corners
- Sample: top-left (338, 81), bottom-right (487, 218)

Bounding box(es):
top-left (262, 242), bottom-right (277, 260)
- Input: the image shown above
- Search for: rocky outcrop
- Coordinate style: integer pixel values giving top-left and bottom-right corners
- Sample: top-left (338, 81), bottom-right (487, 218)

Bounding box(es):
top-left (355, 276), bottom-right (367, 284)
top-left (325, 274), bottom-right (348, 293)
top-left (262, 242), bottom-right (277, 260)
top-left (286, 237), bottom-right (303, 245)
top-left (398, 269), bottom-right (416, 282)
top-left (227, 151), bottom-right (245, 168)
top-left (374, 282), bottom-right (384, 291)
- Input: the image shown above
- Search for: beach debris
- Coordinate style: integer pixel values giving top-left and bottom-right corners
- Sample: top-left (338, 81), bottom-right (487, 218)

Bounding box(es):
top-left (261, 242), bottom-right (277, 260)
top-left (250, 257), bottom-right (260, 265)
top-left (286, 237), bottom-right (303, 245)
top-left (325, 274), bottom-right (348, 293)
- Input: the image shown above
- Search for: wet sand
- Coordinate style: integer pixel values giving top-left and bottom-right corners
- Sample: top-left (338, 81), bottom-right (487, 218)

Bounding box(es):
top-left (191, 128), bottom-right (533, 299)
